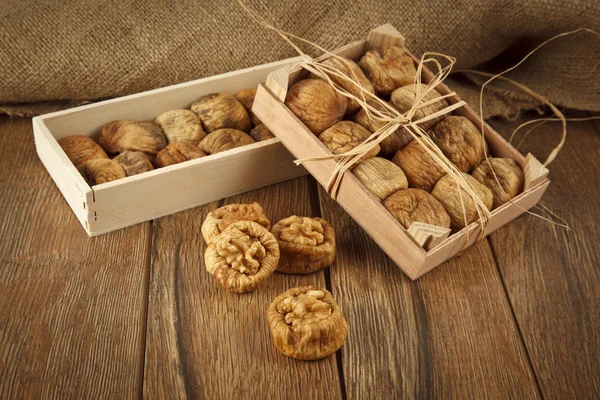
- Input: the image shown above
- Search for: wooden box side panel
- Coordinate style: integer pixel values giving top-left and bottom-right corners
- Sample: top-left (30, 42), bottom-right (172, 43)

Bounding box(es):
top-left (88, 139), bottom-right (305, 236)
top-left (254, 85), bottom-right (426, 279)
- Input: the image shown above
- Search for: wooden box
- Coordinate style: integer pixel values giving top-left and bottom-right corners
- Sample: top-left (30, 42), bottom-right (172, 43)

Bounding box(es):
top-left (253, 25), bottom-right (550, 280)
top-left (33, 57), bottom-right (307, 236)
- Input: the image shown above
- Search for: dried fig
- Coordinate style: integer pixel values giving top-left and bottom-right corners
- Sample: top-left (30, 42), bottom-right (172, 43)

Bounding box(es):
top-left (77, 158), bottom-right (125, 186)
top-left (352, 100), bottom-right (413, 157)
top-left (429, 116), bottom-right (486, 172)
top-left (267, 286), bottom-right (348, 360)
top-left (390, 84), bottom-right (449, 130)
top-left (284, 79), bottom-right (347, 134)
top-left (472, 158), bottom-right (524, 208)
top-left (204, 221), bottom-right (279, 293)
top-left (432, 173), bottom-right (493, 229)
top-left (114, 151), bottom-right (154, 176)
top-left (154, 142), bottom-right (206, 168)
top-left (392, 141), bottom-right (446, 192)
top-left (58, 135), bottom-right (108, 167)
top-left (99, 120), bottom-right (167, 157)
top-left (318, 121), bottom-right (379, 161)
top-left (383, 188), bottom-right (451, 229)
top-left (198, 129), bottom-right (255, 155)
top-left (311, 56), bottom-right (375, 115)
top-left (270, 216), bottom-right (336, 274)
top-left (353, 157), bottom-right (408, 200)
top-left (249, 124), bottom-right (275, 142)
top-left (201, 202), bottom-right (270, 244)
top-left (358, 46), bottom-right (417, 97)
top-left (234, 87), bottom-right (262, 126)
top-left (191, 92), bottom-right (252, 133)
top-left (154, 109), bottom-right (206, 144)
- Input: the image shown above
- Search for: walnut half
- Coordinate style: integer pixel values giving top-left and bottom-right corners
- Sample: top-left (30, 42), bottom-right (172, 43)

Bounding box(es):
top-left (201, 202), bottom-right (270, 244)
top-left (271, 216), bottom-right (336, 274)
top-left (204, 221), bottom-right (279, 293)
top-left (267, 286), bottom-right (348, 360)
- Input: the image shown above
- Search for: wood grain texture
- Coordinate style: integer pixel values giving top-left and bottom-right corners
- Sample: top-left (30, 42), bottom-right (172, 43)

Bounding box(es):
top-left (0, 117), bottom-right (151, 399)
top-left (318, 186), bottom-right (540, 399)
top-left (487, 113), bottom-right (600, 399)
top-left (143, 176), bottom-right (342, 399)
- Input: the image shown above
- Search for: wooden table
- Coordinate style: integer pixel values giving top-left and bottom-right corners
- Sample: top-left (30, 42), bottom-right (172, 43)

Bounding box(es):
top-left (1, 113), bottom-right (598, 399)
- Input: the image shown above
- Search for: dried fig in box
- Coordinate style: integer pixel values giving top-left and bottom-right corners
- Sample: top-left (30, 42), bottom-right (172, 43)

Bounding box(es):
top-left (99, 120), bottom-right (167, 158)
top-left (191, 92), bottom-right (252, 133)
top-left (383, 188), bottom-right (451, 229)
top-left (472, 158), bottom-right (524, 208)
top-left (198, 129), bottom-right (255, 155)
top-left (432, 173), bottom-right (493, 229)
top-left (114, 151), bottom-right (154, 176)
top-left (358, 46), bottom-right (417, 97)
top-left (201, 202), bottom-right (270, 244)
top-left (154, 109), bottom-right (206, 145)
top-left (154, 142), bottom-right (206, 168)
top-left (77, 158), bottom-right (125, 186)
top-left (392, 140), bottom-right (446, 192)
top-left (267, 286), bottom-right (348, 360)
top-left (249, 124), bottom-right (275, 142)
top-left (429, 116), bottom-right (486, 172)
top-left (352, 100), bottom-right (413, 157)
top-left (318, 121), bottom-right (379, 162)
top-left (234, 87), bottom-right (262, 127)
top-left (204, 221), bottom-right (279, 293)
top-left (353, 157), bottom-right (408, 201)
top-left (58, 135), bottom-right (108, 167)
top-left (284, 78), bottom-right (347, 134)
top-left (391, 84), bottom-right (448, 131)
top-left (270, 216), bottom-right (336, 274)
top-left (311, 55), bottom-right (375, 115)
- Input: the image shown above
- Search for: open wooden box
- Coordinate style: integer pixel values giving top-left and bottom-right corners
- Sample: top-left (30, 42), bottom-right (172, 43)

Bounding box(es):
top-left (253, 25), bottom-right (550, 280)
top-left (33, 57), bottom-right (307, 236)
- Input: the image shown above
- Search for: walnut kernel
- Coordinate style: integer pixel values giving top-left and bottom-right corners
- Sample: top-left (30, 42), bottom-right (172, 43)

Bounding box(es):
top-left (198, 129), bottom-right (255, 155)
top-left (154, 142), bottom-right (206, 168)
top-left (358, 46), bottom-right (417, 97)
top-left (201, 202), bottom-right (270, 244)
top-left (249, 124), bottom-right (275, 142)
top-left (472, 158), bottom-right (524, 208)
top-left (77, 158), bottom-right (126, 186)
top-left (383, 188), bottom-right (451, 229)
top-left (390, 84), bottom-right (449, 130)
top-left (429, 116), bottom-right (486, 172)
top-left (234, 87), bottom-right (262, 126)
top-left (154, 109), bottom-right (206, 144)
top-left (99, 120), bottom-right (167, 157)
top-left (267, 286), bottom-right (348, 360)
top-left (58, 135), bottom-right (108, 167)
top-left (271, 216), bottom-right (336, 274)
top-left (318, 121), bottom-right (379, 161)
top-left (191, 92), bottom-right (252, 133)
top-left (353, 157), bottom-right (408, 200)
top-left (392, 141), bottom-right (446, 192)
top-left (114, 151), bottom-right (154, 176)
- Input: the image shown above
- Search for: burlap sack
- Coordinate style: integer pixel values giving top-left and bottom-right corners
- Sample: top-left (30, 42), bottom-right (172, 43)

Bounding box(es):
top-left (0, 0), bottom-right (598, 117)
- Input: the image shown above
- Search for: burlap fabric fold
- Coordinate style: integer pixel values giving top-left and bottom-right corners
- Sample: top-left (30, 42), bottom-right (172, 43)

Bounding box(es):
top-left (1, 0), bottom-right (598, 117)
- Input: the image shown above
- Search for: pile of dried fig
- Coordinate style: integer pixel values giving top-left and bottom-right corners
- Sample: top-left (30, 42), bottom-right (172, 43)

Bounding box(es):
top-left (59, 85), bottom-right (274, 186)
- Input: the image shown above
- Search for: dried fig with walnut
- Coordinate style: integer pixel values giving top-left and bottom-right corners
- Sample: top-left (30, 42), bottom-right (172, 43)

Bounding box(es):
top-left (318, 121), bottom-right (379, 161)
top-left (201, 202), bottom-right (270, 244)
top-left (249, 124), bottom-right (275, 142)
top-left (352, 100), bottom-right (413, 157)
top-left (392, 141), bottom-right (446, 192)
top-left (114, 151), bottom-right (154, 176)
top-left (429, 116), bottom-right (486, 172)
top-left (383, 188), bottom-right (451, 229)
top-left (432, 173), bottom-right (493, 229)
top-left (154, 142), bottom-right (206, 168)
top-left (391, 84), bottom-right (449, 130)
top-left (267, 286), bottom-right (348, 360)
top-left (270, 216), bottom-right (336, 274)
top-left (353, 157), bottom-right (408, 201)
top-left (472, 158), bottom-right (524, 208)
top-left (99, 120), bottom-right (167, 157)
top-left (234, 87), bottom-right (262, 127)
top-left (191, 92), bottom-right (252, 133)
top-left (58, 135), bottom-right (108, 167)
top-left (77, 158), bottom-right (125, 186)
top-left (358, 46), bottom-right (417, 97)
top-left (285, 79), bottom-right (347, 134)
top-left (154, 109), bottom-right (206, 144)
top-left (205, 221), bottom-right (279, 293)
top-left (198, 129), bottom-right (255, 155)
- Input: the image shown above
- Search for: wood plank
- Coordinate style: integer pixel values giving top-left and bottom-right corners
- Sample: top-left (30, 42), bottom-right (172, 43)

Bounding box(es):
top-left (0, 117), bottom-right (151, 399)
top-left (319, 186), bottom-right (540, 398)
top-left (487, 113), bottom-right (600, 399)
top-left (143, 176), bottom-right (342, 399)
